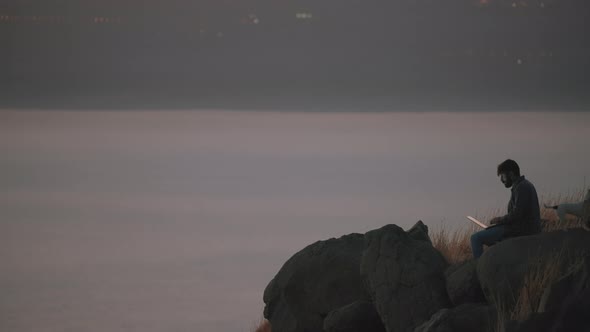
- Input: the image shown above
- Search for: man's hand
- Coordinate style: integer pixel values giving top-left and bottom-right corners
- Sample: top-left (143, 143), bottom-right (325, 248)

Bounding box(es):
top-left (489, 217), bottom-right (503, 225)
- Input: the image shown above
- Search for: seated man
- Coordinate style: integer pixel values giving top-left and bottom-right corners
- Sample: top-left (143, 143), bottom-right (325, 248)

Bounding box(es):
top-left (471, 159), bottom-right (542, 258)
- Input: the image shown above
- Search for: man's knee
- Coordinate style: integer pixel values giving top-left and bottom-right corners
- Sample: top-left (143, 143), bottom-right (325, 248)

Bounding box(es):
top-left (471, 231), bottom-right (485, 247)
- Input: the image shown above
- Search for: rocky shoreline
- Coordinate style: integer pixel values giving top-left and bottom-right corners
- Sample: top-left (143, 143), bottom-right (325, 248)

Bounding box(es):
top-left (263, 221), bottom-right (590, 332)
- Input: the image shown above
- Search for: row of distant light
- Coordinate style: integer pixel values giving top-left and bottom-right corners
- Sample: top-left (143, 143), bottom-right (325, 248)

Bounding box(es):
top-left (93, 17), bottom-right (122, 24)
top-left (242, 12), bottom-right (313, 24)
top-left (0, 13), bottom-right (312, 24)
top-left (0, 15), bottom-right (123, 24)
top-left (1, 5), bottom-right (556, 27)
top-left (441, 50), bottom-right (557, 57)
top-left (510, 1), bottom-right (548, 7)
top-left (478, 0), bottom-right (549, 7)
top-left (0, 15), bottom-right (66, 23)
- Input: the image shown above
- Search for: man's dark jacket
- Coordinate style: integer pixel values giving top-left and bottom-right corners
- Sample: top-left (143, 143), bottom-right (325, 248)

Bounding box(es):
top-left (499, 175), bottom-right (542, 237)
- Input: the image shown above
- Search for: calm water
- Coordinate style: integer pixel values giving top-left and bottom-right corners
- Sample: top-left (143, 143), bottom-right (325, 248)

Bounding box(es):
top-left (1, 110), bottom-right (589, 332)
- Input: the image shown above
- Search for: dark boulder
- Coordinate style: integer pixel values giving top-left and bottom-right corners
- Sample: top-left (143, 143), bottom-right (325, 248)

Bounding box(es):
top-left (445, 259), bottom-right (485, 306)
top-left (552, 288), bottom-right (590, 332)
top-left (476, 229), bottom-right (590, 311)
top-left (323, 300), bottom-right (386, 332)
top-left (407, 220), bottom-right (432, 244)
top-left (538, 255), bottom-right (590, 313)
top-left (505, 288), bottom-right (590, 332)
top-left (504, 312), bottom-right (557, 332)
top-left (414, 303), bottom-right (497, 332)
top-left (263, 233), bottom-right (366, 332)
top-left (538, 256), bottom-right (590, 332)
top-left (360, 223), bottom-right (450, 332)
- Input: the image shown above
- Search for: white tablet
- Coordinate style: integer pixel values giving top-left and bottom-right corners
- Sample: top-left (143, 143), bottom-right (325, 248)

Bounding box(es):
top-left (466, 216), bottom-right (488, 229)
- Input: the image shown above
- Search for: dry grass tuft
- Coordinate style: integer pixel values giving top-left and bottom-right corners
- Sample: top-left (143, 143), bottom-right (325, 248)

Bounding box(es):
top-left (431, 222), bottom-right (477, 265)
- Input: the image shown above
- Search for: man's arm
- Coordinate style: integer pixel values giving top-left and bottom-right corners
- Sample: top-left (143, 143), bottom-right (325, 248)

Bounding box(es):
top-left (489, 217), bottom-right (503, 225)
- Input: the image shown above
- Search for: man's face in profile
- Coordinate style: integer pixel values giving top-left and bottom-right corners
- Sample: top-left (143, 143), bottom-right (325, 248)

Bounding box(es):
top-left (500, 172), bottom-right (513, 188)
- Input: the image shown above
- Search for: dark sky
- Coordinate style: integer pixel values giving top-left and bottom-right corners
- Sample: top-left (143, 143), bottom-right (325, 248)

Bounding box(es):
top-left (2, 0), bottom-right (589, 110)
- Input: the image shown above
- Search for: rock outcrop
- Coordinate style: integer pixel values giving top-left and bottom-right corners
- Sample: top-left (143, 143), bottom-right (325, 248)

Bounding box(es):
top-left (263, 233), bottom-right (366, 332)
top-left (360, 223), bottom-right (450, 332)
top-left (445, 259), bottom-right (485, 306)
top-left (538, 255), bottom-right (590, 314)
top-left (323, 301), bottom-right (385, 332)
top-left (476, 228), bottom-right (590, 310)
top-left (414, 303), bottom-right (496, 332)
top-left (505, 255), bottom-right (590, 332)
top-left (263, 222), bottom-right (590, 332)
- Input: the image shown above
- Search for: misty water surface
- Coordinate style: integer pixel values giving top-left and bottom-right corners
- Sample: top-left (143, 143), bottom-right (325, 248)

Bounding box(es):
top-left (1, 110), bottom-right (589, 332)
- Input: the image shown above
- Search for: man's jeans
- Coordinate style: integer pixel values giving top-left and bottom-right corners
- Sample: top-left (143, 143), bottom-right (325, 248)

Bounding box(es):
top-left (471, 225), bottom-right (506, 259)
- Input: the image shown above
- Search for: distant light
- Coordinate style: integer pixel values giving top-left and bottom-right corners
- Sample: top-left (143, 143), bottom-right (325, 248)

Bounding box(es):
top-left (248, 14), bottom-right (260, 25)
top-left (216, 32), bottom-right (224, 38)
top-left (540, 2), bottom-right (545, 7)
top-left (512, 2), bottom-right (517, 7)
top-left (296, 12), bottom-right (313, 20)
top-left (517, 59), bottom-right (523, 65)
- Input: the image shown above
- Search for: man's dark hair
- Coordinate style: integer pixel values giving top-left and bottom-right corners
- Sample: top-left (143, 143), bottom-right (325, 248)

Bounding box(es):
top-left (497, 159), bottom-right (520, 176)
